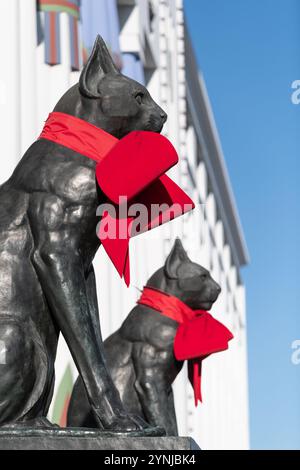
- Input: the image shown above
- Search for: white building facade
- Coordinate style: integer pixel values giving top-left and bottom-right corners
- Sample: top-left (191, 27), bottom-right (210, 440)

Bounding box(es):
top-left (0, 0), bottom-right (249, 449)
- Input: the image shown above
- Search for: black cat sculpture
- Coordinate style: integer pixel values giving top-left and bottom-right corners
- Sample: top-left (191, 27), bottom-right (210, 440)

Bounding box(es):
top-left (0, 35), bottom-right (167, 434)
top-left (68, 239), bottom-right (222, 436)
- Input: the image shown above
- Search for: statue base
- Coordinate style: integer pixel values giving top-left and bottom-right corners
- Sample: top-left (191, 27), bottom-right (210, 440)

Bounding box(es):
top-left (0, 427), bottom-right (200, 450)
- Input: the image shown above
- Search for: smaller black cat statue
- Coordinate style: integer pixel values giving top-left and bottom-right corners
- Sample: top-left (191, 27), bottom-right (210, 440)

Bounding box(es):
top-left (0, 35), bottom-right (170, 434)
top-left (68, 239), bottom-right (233, 435)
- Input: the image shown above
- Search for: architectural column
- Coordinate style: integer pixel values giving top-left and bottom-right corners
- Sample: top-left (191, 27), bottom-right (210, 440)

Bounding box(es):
top-left (19, 0), bottom-right (38, 154)
top-left (0, 0), bottom-right (21, 183)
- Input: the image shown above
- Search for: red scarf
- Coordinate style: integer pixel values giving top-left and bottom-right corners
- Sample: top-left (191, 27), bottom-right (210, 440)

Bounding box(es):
top-left (39, 112), bottom-right (195, 286)
top-left (138, 286), bottom-right (234, 405)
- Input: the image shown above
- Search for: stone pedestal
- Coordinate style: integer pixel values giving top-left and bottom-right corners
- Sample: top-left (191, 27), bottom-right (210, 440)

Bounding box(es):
top-left (0, 428), bottom-right (200, 450)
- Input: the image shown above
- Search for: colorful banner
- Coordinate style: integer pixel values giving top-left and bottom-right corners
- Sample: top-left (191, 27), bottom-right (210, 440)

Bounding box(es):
top-left (38, 0), bottom-right (81, 70)
top-left (51, 364), bottom-right (74, 427)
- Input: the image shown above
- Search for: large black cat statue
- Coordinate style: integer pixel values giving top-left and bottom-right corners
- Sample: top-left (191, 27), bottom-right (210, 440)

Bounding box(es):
top-left (0, 35), bottom-right (172, 435)
top-left (68, 239), bottom-right (233, 435)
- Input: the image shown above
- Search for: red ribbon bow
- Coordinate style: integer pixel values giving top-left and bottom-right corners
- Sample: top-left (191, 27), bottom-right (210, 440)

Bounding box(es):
top-left (138, 286), bottom-right (234, 405)
top-left (39, 112), bottom-right (195, 286)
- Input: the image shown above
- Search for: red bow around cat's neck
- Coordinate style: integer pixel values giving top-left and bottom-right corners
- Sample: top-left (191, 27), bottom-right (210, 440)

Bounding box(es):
top-left (138, 286), bottom-right (234, 405)
top-left (39, 112), bottom-right (195, 286)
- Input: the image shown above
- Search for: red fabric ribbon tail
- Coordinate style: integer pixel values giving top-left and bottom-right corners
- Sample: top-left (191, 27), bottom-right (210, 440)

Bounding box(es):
top-left (123, 247), bottom-right (130, 287)
top-left (98, 212), bottom-right (132, 287)
top-left (189, 358), bottom-right (203, 406)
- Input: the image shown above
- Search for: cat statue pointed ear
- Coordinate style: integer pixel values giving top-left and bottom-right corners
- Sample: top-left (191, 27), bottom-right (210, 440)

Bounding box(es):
top-left (164, 238), bottom-right (191, 279)
top-left (79, 35), bottom-right (120, 99)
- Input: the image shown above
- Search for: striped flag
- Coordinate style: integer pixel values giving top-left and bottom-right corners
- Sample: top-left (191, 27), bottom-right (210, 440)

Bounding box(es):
top-left (51, 364), bottom-right (74, 427)
top-left (38, 0), bottom-right (81, 71)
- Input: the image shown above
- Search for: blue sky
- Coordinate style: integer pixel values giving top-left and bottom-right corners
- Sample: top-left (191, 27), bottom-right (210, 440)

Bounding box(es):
top-left (184, 0), bottom-right (300, 449)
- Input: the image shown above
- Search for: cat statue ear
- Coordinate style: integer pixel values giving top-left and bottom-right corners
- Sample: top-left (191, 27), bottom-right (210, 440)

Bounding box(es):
top-left (79, 35), bottom-right (120, 98)
top-left (164, 238), bottom-right (191, 279)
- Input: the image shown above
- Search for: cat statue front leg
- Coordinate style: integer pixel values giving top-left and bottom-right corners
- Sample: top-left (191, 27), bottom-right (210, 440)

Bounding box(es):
top-left (30, 192), bottom-right (154, 434)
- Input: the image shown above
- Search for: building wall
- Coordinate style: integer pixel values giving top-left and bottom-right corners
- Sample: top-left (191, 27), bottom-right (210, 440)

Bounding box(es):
top-left (0, 0), bottom-right (249, 449)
